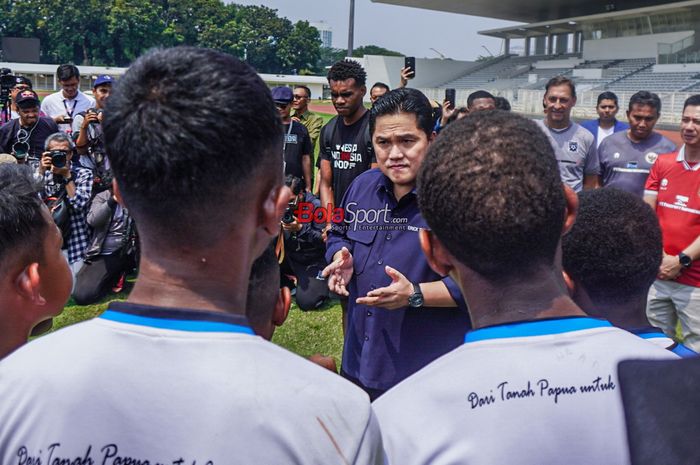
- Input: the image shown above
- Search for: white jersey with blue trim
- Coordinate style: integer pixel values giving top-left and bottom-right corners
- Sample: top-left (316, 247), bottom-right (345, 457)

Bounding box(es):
top-left (373, 317), bottom-right (678, 465)
top-left (0, 302), bottom-right (384, 465)
top-left (632, 327), bottom-right (697, 358)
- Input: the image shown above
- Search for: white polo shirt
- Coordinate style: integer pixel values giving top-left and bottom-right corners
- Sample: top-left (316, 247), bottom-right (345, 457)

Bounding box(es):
top-left (0, 302), bottom-right (384, 465)
top-left (373, 317), bottom-right (678, 465)
top-left (40, 90), bottom-right (94, 133)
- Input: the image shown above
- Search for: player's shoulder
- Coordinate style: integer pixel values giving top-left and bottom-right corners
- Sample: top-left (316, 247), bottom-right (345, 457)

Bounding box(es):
top-left (347, 167), bottom-right (383, 191)
top-left (655, 150), bottom-right (680, 166)
top-left (572, 122), bottom-right (595, 143)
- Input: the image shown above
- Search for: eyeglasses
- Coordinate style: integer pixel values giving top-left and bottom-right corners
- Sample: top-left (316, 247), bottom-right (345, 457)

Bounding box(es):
top-left (13, 85), bottom-right (30, 91)
top-left (275, 102), bottom-right (290, 108)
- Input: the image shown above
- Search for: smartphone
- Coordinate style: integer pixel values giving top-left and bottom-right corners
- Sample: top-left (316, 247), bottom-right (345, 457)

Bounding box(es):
top-left (445, 88), bottom-right (456, 108)
top-left (404, 56), bottom-right (416, 79)
top-left (63, 116), bottom-right (73, 124)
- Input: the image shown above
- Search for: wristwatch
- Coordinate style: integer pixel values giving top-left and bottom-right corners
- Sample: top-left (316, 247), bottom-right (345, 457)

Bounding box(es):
top-left (679, 252), bottom-right (693, 268)
top-left (408, 283), bottom-right (424, 308)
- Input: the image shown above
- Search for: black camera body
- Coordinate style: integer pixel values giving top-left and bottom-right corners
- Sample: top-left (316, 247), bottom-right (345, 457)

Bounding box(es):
top-left (0, 68), bottom-right (15, 106)
top-left (282, 199), bottom-right (298, 224)
top-left (50, 150), bottom-right (68, 168)
top-left (87, 108), bottom-right (104, 125)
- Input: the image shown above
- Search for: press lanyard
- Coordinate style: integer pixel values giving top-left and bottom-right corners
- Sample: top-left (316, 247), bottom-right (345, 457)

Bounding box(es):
top-left (282, 122), bottom-right (293, 154)
top-left (62, 99), bottom-right (77, 118)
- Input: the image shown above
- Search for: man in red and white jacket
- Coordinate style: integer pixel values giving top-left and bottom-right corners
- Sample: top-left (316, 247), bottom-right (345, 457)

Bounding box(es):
top-left (644, 94), bottom-right (700, 352)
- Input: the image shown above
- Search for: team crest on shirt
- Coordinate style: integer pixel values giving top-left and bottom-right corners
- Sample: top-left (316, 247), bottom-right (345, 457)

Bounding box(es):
top-left (661, 178), bottom-right (669, 189)
top-left (613, 152), bottom-right (620, 159)
top-left (645, 152), bottom-right (658, 164)
top-left (568, 141), bottom-right (578, 152)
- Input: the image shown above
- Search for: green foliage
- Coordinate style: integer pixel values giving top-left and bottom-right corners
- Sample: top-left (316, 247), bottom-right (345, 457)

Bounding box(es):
top-left (0, 0), bottom-right (324, 72)
top-left (352, 44), bottom-right (403, 57)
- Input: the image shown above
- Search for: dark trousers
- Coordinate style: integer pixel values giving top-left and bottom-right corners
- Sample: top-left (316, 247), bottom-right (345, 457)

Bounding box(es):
top-left (281, 257), bottom-right (329, 310)
top-left (72, 252), bottom-right (131, 305)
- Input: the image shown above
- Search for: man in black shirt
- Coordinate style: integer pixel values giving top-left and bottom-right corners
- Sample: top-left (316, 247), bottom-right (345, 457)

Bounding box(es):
top-left (273, 87), bottom-right (313, 192)
top-left (319, 60), bottom-right (376, 210)
top-left (0, 90), bottom-right (59, 169)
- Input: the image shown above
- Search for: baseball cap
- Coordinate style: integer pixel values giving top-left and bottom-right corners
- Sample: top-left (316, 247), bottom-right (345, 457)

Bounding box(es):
top-left (94, 75), bottom-right (115, 87)
top-left (14, 90), bottom-right (40, 108)
top-left (271, 86), bottom-right (293, 104)
top-left (13, 76), bottom-right (32, 88)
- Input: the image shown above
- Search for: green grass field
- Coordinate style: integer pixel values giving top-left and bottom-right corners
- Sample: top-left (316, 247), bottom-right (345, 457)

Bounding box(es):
top-left (52, 290), bottom-right (345, 363)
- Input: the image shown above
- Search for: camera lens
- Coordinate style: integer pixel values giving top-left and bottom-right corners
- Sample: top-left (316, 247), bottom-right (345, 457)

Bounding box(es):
top-left (50, 150), bottom-right (67, 168)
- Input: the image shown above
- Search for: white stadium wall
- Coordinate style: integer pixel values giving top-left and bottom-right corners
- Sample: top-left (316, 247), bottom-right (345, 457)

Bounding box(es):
top-left (583, 31), bottom-right (695, 60)
top-left (356, 55), bottom-right (478, 97)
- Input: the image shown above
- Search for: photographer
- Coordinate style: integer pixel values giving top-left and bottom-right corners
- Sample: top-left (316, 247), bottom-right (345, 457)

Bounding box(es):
top-left (280, 175), bottom-right (328, 310)
top-left (73, 75), bottom-right (114, 195)
top-left (41, 64), bottom-right (94, 134)
top-left (39, 132), bottom-right (93, 277)
top-left (0, 90), bottom-right (58, 168)
top-left (72, 186), bottom-right (136, 305)
top-left (1, 75), bottom-right (37, 125)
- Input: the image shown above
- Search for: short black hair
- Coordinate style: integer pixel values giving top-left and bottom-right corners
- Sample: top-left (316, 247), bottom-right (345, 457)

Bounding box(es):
top-left (103, 47), bottom-right (282, 248)
top-left (56, 64), bottom-right (80, 82)
top-left (371, 82), bottom-right (390, 92)
top-left (0, 164), bottom-right (47, 272)
top-left (245, 243), bottom-right (280, 328)
top-left (628, 91), bottom-right (661, 113)
top-left (294, 85), bottom-right (311, 98)
top-left (545, 76), bottom-right (576, 99)
top-left (419, 111), bottom-right (565, 281)
top-left (683, 94), bottom-right (700, 110)
top-left (327, 59), bottom-right (366, 87)
top-left (597, 91), bottom-right (619, 106)
top-left (494, 96), bottom-right (511, 111)
top-left (562, 188), bottom-right (662, 305)
top-left (467, 90), bottom-right (495, 108)
top-left (369, 87), bottom-right (434, 138)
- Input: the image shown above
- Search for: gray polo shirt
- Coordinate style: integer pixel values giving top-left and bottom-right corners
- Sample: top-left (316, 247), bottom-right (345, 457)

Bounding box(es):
top-left (598, 130), bottom-right (676, 197)
top-left (535, 120), bottom-right (599, 193)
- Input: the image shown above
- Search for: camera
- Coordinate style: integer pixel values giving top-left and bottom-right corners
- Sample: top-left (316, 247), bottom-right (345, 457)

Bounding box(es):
top-left (282, 198), bottom-right (299, 224)
top-left (283, 174), bottom-right (304, 224)
top-left (0, 68), bottom-right (15, 106)
top-left (87, 108), bottom-right (104, 126)
top-left (50, 150), bottom-right (68, 168)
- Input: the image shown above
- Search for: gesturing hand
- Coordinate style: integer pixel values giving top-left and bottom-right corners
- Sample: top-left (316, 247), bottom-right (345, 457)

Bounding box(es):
top-left (321, 247), bottom-right (354, 296)
top-left (355, 266), bottom-right (413, 310)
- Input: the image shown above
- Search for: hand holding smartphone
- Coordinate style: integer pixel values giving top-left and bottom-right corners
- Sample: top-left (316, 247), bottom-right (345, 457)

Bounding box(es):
top-left (404, 57), bottom-right (416, 79)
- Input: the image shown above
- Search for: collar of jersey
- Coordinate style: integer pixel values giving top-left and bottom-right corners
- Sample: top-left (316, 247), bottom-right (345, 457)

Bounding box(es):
top-left (464, 316), bottom-right (612, 344)
top-left (100, 301), bottom-right (254, 334)
top-left (675, 145), bottom-right (700, 171)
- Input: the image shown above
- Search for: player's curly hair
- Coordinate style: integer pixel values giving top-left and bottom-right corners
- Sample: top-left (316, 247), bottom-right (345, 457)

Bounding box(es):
top-left (562, 188), bottom-right (662, 305)
top-left (418, 110), bottom-right (566, 281)
top-left (327, 59), bottom-right (367, 86)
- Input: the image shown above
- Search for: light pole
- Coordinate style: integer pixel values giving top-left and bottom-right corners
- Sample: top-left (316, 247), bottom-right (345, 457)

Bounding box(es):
top-left (348, 0), bottom-right (355, 57)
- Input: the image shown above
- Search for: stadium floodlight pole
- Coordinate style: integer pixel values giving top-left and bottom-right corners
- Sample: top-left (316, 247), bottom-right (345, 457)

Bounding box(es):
top-left (348, 0), bottom-right (355, 57)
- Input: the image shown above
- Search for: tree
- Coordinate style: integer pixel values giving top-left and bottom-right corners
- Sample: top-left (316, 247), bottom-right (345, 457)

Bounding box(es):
top-left (352, 45), bottom-right (403, 57)
top-left (278, 21), bottom-right (321, 74)
top-left (107, 0), bottom-right (167, 66)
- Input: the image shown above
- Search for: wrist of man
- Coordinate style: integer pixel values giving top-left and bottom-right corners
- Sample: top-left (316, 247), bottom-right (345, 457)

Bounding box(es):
top-left (679, 252), bottom-right (693, 268)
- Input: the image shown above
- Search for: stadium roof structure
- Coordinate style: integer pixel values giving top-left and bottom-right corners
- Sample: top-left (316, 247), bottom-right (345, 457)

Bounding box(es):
top-left (371, 0), bottom-right (695, 23)
top-left (478, 0), bottom-right (700, 39)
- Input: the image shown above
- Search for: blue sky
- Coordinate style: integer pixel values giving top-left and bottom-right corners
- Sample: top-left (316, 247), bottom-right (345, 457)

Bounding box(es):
top-left (227, 0), bottom-right (520, 61)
